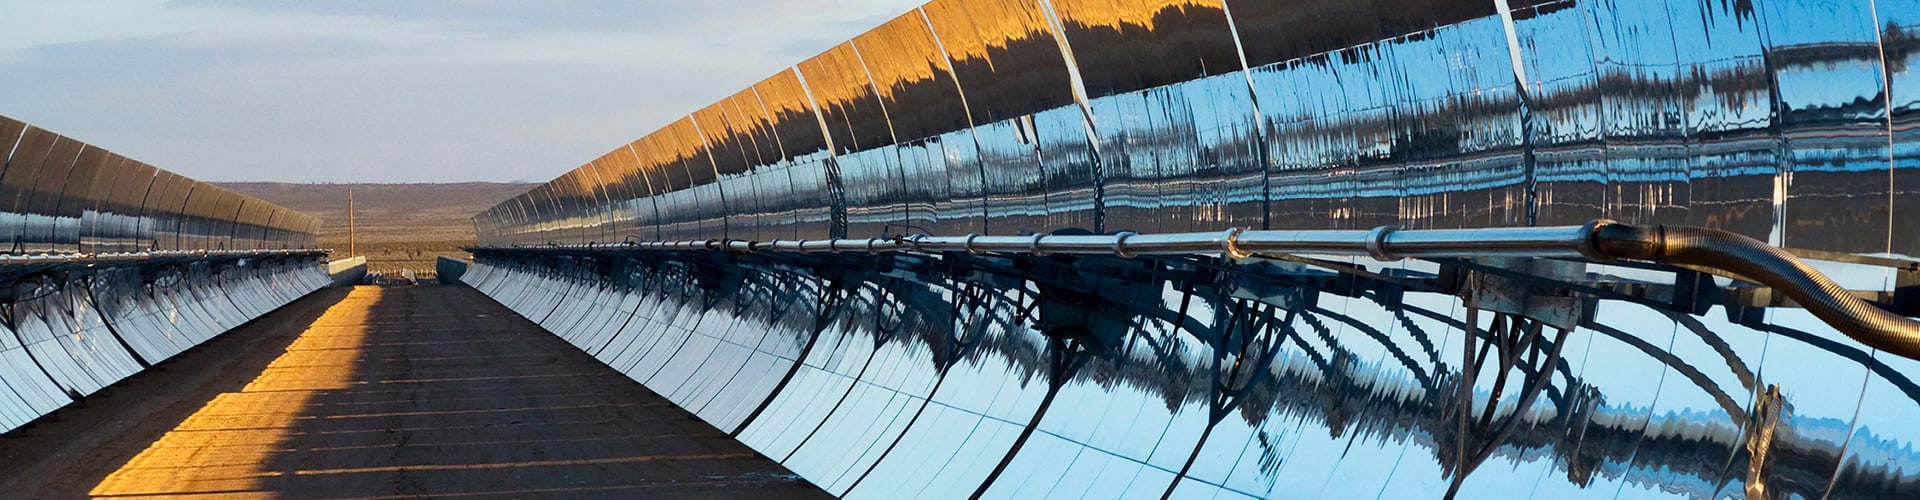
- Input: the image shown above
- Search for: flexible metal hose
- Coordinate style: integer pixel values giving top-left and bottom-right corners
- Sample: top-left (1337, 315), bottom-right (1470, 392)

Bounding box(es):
top-left (1589, 222), bottom-right (1920, 360)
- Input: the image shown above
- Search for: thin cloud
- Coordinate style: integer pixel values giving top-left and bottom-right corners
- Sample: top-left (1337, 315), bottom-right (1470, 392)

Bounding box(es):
top-left (0, 0), bottom-right (923, 183)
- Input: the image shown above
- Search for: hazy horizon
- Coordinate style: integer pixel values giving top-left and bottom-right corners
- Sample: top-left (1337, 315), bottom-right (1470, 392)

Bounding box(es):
top-left (1, 0), bottom-right (923, 184)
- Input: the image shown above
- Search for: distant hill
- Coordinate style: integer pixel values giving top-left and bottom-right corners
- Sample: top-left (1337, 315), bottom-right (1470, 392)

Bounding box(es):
top-left (218, 182), bottom-right (534, 275)
top-left (217, 182), bottom-right (534, 222)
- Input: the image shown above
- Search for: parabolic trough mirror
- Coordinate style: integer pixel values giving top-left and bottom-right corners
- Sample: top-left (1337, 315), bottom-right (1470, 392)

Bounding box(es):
top-left (1, 0), bottom-right (1915, 497)
top-left (0, 113), bottom-right (330, 434)
top-left (461, 0), bottom-right (1920, 497)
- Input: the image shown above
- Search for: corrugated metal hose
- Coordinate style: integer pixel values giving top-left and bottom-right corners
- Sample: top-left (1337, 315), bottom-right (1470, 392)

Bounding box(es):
top-left (1589, 222), bottom-right (1920, 360)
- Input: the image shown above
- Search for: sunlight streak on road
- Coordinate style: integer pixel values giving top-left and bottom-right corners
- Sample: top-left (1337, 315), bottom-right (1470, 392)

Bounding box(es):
top-left (90, 287), bottom-right (382, 498)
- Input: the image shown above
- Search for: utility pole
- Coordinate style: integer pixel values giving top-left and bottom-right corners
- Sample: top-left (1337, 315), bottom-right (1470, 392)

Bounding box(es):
top-left (348, 189), bottom-right (357, 256)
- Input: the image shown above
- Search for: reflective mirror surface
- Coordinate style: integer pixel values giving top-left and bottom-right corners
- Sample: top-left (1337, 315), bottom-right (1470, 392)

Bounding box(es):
top-left (466, 251), bottom-right (1920, 498)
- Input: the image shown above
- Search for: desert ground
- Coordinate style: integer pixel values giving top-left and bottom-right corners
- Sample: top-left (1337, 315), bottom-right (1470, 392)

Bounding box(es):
top-left (220, 182), bottom-right (535, 277)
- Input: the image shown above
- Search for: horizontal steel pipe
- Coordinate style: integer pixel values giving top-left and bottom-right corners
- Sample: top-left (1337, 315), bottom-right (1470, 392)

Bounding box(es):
top-left (1375, 224), bottom-right (1607, 261)
top-left (477, 224), bottom-right (1604, 261)
top-left (461, 248), bottom-right (1920, 498)
top-left (0, 248), bottom-right (328, 265)
top-left (473, 219), bottom-right (1920, 362)
top-left (464, 0), bottom-right (1920, 493)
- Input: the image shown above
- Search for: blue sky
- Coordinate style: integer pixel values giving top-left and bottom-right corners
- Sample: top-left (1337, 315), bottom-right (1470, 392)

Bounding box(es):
top-left (0, 0), bottom-right (921, 182)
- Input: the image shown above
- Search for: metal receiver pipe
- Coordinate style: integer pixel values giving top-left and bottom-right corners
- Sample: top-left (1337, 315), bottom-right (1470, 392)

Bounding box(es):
top-left (509, 225), bottom-right (1606, 259)
top-left (480, 219), bottom-right (1920, 360)
top-left (0, 248), bottom-right (327, 265)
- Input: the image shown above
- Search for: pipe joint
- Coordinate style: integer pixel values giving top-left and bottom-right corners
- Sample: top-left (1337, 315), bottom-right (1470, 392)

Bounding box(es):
top-left (1112, 231), bottom-right (1138, 259)
top-left (1221, 228), bottom-right (1249, 259)
top-left (1365, 225), bottom-right (1402, 262)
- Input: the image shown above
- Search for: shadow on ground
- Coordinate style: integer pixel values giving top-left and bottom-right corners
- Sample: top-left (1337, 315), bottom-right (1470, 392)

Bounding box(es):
top-left (3, 285), bottom-right (824, 498)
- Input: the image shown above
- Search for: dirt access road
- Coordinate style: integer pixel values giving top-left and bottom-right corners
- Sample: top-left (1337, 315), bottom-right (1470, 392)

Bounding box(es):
top-left (0, 285), bottom-right (825, 498)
